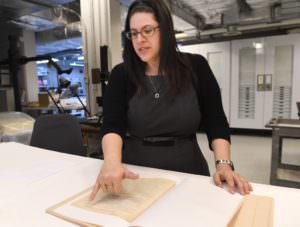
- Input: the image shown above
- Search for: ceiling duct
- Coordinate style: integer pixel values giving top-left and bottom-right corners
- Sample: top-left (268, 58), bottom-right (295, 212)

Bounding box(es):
top-left (0, 0), bottom-right (78, 31)
top-left (36, 21), bottom-right (81, 45)
top-left (165, 0), bottom-right (206, 30)
top-left (21, 0), bottom-right (77, 8)
top-left (36, 36), bottom-right (82, 55)
top-left (0, 1), bottom-right (45, 22)
top-left (9, 8), bottom-right (66, 31)
top-left (223, 1), bottom-right (271, 27)
top-left (0, 0), bottom-right (76, 19)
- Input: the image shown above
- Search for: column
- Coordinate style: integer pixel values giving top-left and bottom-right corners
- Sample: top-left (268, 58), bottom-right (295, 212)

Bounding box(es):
top-left (80, 0), bottom-right (122, 115)
top-left (21, 30), bottom-right (39, 103)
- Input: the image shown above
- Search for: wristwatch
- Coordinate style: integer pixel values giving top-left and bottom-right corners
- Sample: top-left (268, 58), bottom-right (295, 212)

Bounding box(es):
top-left (215, 160), bottom-right (235, 171)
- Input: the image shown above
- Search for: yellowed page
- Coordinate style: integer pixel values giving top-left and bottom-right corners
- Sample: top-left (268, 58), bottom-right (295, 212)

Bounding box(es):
top-left (71, 178), bottom-right (176, 222)
top-left (46, 187), bottom-right (103, 227)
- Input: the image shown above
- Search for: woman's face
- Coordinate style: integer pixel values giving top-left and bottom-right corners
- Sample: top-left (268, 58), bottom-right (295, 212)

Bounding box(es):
top-left (129, 12), bottom-right (160, 66)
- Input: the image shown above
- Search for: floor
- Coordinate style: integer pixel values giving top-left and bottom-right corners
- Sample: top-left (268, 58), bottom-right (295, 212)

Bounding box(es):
top-left (197, 133), bottom-right (300, 185)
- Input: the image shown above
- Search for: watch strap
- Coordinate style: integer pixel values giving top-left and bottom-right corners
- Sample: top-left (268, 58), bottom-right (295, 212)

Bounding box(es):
top-left (215, 159), bottom-right (235, 171)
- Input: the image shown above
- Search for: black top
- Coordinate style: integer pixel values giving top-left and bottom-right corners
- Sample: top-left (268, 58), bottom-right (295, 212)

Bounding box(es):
top-left (100, 53), bottom-right (230, 150)
top-left (121, 74), bottom-right (211, 175)
top-left (127, 75), bottom-right (201, 137)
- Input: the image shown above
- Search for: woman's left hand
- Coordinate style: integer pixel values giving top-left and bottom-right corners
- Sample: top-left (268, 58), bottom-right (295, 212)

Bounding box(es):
top-left (213, 165), bottom-right (253, 195)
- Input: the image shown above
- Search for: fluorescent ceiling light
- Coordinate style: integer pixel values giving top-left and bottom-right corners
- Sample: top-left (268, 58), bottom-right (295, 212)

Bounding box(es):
top-left (253, 42), bottom-right (263, 49)
top-left (36, 60), bottom-right (49, 64)
top-left (36, 58), bottom-right (59, 64)
top-left (70, 62), bottom-right (84, 67)
top-left (175, 32), bottom-right (188, 39)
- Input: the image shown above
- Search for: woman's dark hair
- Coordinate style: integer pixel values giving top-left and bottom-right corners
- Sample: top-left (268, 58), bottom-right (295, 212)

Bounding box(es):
top-left (123, 0), bottom-right (190, 96)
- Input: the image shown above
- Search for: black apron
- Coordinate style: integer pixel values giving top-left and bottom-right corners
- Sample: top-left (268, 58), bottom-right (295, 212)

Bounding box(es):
top-left (123, 75), bottom-right (209, 176)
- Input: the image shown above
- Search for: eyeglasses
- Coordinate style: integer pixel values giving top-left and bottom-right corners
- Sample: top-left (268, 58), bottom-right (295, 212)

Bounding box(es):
top-left (125, 26), bottom-right (160, 40)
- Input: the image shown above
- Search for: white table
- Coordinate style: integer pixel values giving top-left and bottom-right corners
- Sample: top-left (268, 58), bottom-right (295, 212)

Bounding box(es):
top-left (0, 142), bottom-right (300, 227)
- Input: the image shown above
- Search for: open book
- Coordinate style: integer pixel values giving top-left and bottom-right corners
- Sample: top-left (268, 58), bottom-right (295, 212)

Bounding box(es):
top-left (47, 177), bottom-right (177, 226)
top-left (47, 176), bottom-right (273, 227)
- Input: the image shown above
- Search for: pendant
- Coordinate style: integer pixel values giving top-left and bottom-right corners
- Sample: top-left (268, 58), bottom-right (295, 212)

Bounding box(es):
top-left (154, 92), bottom-right (160, 99)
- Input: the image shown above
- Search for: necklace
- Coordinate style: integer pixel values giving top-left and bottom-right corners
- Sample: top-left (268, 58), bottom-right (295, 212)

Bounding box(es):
top-left (148, 76), bottom-right (160, 99)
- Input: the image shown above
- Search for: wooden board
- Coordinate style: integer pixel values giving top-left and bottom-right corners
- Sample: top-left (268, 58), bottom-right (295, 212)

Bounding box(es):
top-left (228, 195), bottom-right (274, 227)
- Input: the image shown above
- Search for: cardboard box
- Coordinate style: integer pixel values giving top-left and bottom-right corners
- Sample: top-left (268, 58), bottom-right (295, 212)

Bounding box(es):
top-left (38, 92), bottom-right (50, 107)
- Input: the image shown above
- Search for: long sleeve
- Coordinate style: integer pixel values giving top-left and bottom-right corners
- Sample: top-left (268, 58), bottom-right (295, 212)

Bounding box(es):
top-left (189, 54), bottom-right (230, 149)
top-left (99, 63), bottom-right (128, 140)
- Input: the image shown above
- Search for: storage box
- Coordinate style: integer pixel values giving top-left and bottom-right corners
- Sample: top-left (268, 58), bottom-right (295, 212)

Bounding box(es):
top-left (38, 92), bottom-right (50, 107)
top-left (0, 112), bottom-right (35, 144)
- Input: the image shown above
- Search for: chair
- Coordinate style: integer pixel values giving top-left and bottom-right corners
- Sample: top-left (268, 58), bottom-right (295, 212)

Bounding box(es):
top-left (297, 102), bottom-right (300, 119)
top-left (30, 114), bottom-right (86, 156)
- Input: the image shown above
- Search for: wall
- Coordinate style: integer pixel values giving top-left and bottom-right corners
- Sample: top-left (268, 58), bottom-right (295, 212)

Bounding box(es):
top-left (0, 22), bottom-right (22, 61)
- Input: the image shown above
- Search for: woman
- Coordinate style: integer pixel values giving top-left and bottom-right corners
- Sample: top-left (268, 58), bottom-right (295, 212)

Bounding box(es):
top-left (90, 0), bottom-right (252, 200)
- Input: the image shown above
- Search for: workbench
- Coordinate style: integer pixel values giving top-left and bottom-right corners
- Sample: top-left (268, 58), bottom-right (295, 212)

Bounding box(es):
top-left (266, 118), bottom-right (300, 188)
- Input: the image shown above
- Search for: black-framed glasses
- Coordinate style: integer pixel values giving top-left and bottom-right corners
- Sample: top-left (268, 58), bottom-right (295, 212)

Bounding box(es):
top-left (125, 26), bottom-right (160, 40)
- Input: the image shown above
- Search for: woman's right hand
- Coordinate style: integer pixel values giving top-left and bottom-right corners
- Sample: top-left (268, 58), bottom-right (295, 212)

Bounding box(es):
top-left (89, 162), bottom-right (139, 201)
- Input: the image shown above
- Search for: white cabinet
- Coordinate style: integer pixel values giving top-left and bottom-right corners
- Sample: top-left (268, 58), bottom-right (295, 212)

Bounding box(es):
top-left (230, 34), bottom-right (300, 129)
top-left (179, 42), bottom-right (231, 119)
top-left (265, 35), bottom-right (300, 121)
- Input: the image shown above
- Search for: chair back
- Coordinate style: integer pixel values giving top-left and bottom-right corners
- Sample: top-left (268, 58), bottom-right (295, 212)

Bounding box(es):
top-left (30, 114), bottom-right (86, 156)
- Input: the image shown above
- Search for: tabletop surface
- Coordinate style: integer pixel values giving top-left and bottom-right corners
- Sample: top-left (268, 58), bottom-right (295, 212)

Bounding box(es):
top-left (1, 142), bottom-right (300, 227)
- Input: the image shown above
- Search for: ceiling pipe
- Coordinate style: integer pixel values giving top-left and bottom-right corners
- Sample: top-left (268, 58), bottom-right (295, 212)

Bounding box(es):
top-left (186, 18), bottom-right (300, 37)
